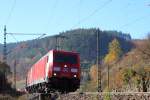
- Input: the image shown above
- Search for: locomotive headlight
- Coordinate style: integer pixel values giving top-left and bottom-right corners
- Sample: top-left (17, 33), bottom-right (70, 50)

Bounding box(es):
top-left (54, 73), bottom-right (57, 76)
top-left (74, 75), bottom-right (77, 78)
top-left (64, 65), bottom-right (67, 67)
top-left (53, 67), bottom-right (61, 71)
top-left (71, 68), bottom-right (78, 72)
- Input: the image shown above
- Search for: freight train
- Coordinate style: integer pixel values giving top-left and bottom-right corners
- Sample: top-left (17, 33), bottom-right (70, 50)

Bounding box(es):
top-left (26, 50), bottom-right (80, 93)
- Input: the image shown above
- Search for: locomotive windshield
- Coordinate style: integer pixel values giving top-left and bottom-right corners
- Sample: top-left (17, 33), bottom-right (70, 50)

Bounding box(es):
top-left (54, 53), bottom-right (78, 64)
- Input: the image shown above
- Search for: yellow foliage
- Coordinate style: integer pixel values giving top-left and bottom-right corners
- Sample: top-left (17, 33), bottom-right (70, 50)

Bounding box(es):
top-left (114, 69), bottom-right (124, 89)
top-left (104, 51), bottom-right (119, 64)
top-left (104, 39), bottom-right (122, 64)
top-left (144, 66), bottom-right (150, 71)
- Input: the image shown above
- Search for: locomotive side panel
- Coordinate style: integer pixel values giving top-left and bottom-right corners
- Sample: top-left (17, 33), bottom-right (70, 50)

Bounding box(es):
top-left (35, 56), bottom-right (47, 83)
top-left (27, 53), bottom-right (49, 86)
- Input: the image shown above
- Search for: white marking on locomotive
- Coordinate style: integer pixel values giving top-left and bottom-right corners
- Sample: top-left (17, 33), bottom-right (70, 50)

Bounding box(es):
top-left (46, 55), bottom-right (50, 79)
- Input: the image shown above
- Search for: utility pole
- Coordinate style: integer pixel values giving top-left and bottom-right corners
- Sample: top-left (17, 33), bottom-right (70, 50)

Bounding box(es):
top-left (14, 59), bottom-right (17, 89)
top-left (107, 64), bottom-right (110, 91)
top-left (54, 34), bottom-right (68, 50)
top-left (55, 35), bottom-right (59, 50)
top-left (97, 29), bottom-right (101, 92)
top-left (3, 25), bottom-right (7, 63)
top-left (2, 25), bottom-right (7, 90)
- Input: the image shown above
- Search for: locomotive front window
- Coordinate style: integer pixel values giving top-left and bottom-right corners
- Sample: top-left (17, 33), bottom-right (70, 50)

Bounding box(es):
top-left (54, 53), bottom-right (78, 64)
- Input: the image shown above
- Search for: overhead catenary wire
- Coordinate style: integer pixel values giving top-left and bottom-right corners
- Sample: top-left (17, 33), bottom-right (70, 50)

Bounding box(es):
top-left (10, 34), bottom-right (19, 43)
top-left (77, 0), bottom-right (82, 27)
top-left (71, 0), bottom-right (112, 29)
top-left (5, 0), bottom-right (17, 25)
top-left (44, 0), bottom-right (59, 33)
top-left (120, 13), bottom-right (150, 29)
top-left (7, 33), bottom-right (46, 36)
top-left (119, 1), bottom-right (150, 28)
top-left (3, 26), bottom-right (46, 62)
top-left (6, 33), bottom-right (46, 43)
top-left (36, 33), bottom-right (46, 39)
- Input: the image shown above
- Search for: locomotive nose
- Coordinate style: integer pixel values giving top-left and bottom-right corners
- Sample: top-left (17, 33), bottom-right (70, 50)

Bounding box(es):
top-left (53, 62), bottom-right (79, 79)
top-left (53, 63), bottom-right (70, 77)
top-left (61, 64), bottom-right (70, 77)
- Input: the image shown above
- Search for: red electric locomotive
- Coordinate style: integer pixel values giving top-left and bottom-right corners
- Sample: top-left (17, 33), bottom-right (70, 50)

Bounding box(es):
top-left (26, 50), bottom-right (80, 93)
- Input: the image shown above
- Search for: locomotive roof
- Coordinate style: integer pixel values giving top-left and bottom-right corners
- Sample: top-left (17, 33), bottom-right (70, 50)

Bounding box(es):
top-left (33, 50), bottom-right (79, 66)
top-left (50, 49), bottom-right (79, 54)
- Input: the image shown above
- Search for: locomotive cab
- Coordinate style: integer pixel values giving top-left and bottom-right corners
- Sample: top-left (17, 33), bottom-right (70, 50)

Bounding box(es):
top-left (47, 50), bottom-right (80, 92)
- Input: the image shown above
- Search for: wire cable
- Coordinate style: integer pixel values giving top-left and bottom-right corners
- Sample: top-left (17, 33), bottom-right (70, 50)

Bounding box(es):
top-left (120, 13), bottom-right (150, 29)
top-left (44, 0), bottom-right (59, 33)
top-left (5, 0), bottom-right (17, 25)
top-left (7, 33), bottom-right (46, 43)
top-left (71, 0), bottom-right (112, 28)
top-left (10, 34), bottom-right (19, 43)
top-left (77, 0), bottom-right (82, 27)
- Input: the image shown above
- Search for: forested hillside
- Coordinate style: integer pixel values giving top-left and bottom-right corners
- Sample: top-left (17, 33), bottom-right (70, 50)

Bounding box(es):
top-left (84, 36), bottom-right (150, 92)
top-left (0, 28), bottom-right (133, 79)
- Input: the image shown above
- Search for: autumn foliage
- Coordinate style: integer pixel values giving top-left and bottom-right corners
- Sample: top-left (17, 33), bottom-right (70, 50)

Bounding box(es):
top-left (104, 38), bottom-right (122, 64)
top-left (89, 65), bottom-right (98, 82)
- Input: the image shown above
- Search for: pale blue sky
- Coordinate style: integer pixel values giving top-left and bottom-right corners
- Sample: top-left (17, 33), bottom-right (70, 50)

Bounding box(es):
top-left (0, 0), bottom-right (150, 43)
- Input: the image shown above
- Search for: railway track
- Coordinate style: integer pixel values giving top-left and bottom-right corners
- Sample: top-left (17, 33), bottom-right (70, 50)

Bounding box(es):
top-left (61, 92), bottom-right (150, 100)
top-left (27, 93), bottom-right (59, 100)
top-left (26, 92), bottom-right (150, 100)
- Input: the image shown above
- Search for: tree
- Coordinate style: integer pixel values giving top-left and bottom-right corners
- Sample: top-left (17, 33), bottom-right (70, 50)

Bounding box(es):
top-left (134, 67), bottom-right (150, 92)
top-left (122, 68), bottom-right (135, 90)
top-left (104, 38), bottom-right (122, 64)
top-left (135, 35), bottom-right (150, 92)
top-left (121, 35), bottom-right (150, 92)
top-left (138, 35), bottom-right (150, 63)
top-left (0, 62), bottom-right (11, 75)
top-left (0, 61), bottom-right (11, 92)
top-left (104, 38), bottom-right (123, 91)
top-left (122, 66), bottom-right (150, 92)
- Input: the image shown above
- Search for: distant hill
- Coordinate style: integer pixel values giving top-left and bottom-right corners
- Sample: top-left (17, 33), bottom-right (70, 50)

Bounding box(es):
top-left (132, 39), bottom-right (146, 47)
top-left (0, 28), bottom-right (133, 80)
